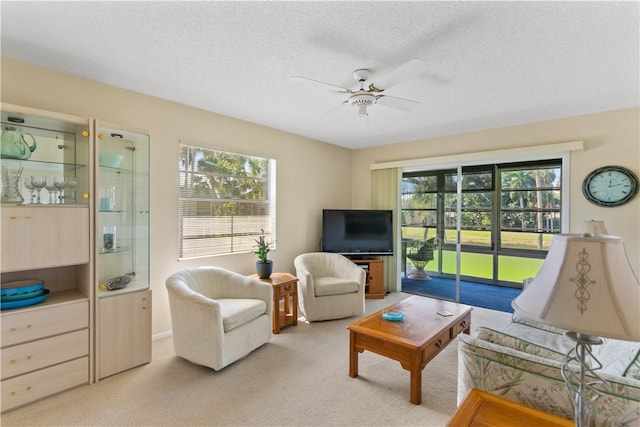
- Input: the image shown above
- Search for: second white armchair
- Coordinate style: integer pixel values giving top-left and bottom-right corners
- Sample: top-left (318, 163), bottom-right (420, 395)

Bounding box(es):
top-left (294, 252), bottom-right (366, 321)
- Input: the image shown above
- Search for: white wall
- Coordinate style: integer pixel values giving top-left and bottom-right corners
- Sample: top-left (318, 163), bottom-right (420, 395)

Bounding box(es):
top-left (3, 58), bottom-right (639, 335)
top-left (1, 58), bottom-right (353, 335)
top-left (351, 108), bottom-right (640, 276)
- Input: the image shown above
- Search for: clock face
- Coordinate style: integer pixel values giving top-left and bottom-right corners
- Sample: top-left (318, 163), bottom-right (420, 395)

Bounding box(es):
top-left (582, 166), bottom-right (639, 207)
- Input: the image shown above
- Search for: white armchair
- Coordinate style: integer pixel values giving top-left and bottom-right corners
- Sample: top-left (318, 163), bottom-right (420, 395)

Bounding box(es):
top-left (165, 267), bottom-right (273, 371)
top-left (294, 252), bottom-right (366, 321)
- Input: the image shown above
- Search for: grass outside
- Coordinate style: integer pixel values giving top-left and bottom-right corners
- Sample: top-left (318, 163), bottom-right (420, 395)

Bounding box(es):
top-left (431, 251), bottom-right (543, 283)
top-left (404, 228), bottom-right (547, 283)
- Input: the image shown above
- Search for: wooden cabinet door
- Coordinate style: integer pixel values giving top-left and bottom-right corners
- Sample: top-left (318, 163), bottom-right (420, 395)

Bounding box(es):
top-left (98, 290), bottom-right (151, 379)
top-left (352, 259), bottom-right (385, 299)
top-left (366, 260), bottom-right (385, 299)
top-left (1, 207), bottom-right (89, 271)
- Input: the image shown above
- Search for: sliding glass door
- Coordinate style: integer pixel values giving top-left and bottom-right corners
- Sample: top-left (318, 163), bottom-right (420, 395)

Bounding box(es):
top-left (401, 160), bottom-right (561, 302)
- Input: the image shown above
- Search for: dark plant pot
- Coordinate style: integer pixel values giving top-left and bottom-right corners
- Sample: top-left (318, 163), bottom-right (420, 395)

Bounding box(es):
top-left (256, 260), bottom-right (273, 279)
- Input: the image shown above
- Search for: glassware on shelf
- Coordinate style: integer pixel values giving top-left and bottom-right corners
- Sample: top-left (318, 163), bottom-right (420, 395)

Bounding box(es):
top-left (24, 176), bottom-right (36, 204)
top-left (45, 180), bottom-right (57, 204)
top-left (31, 175), bottom-right (46, 204)
top-left (103, 226), bottom-right (117, 251)
top-left (99, 186), bottom-right (116, 211)
top-left (1, 166), bottom-right (25, 204)
top-left (53, 176), bottom-right (65, 204)
top-left (64, 176), bottom-right (79, 203)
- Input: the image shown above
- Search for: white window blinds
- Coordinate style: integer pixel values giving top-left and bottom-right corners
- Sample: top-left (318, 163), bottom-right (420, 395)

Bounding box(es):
top-left (178, 143), bottom-right (276, 259)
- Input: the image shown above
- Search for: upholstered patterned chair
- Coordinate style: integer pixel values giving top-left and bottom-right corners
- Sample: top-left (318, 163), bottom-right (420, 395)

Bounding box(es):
top-left (458, 313), bottom-right (640, 425)
top-left (294, 252), bottom-right (366, 322)
top-left (165, 267), bottom-right (272, 370)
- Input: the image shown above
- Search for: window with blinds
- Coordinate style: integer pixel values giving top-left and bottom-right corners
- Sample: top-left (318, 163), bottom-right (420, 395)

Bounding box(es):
top-left (178, 144), bottom-right (276, 259)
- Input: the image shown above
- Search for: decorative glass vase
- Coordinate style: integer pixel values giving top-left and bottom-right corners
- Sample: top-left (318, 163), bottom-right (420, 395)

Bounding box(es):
top-left (1, 166), bottom-right (24, 204)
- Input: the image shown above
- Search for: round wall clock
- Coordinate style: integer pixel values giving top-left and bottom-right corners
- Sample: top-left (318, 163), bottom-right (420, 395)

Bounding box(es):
top-left (582, 165), bottom-right (639, 207)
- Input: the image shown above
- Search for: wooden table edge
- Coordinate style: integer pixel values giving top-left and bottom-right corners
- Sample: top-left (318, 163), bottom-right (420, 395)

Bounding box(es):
top-left (446, 389), bottom-right (574, 427)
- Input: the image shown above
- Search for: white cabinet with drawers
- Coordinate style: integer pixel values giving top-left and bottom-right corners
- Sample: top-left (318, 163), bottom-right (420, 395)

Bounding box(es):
top-left (1, 103), bottom-right (152, 412)
top-left (1, 104), bottom-right (93, 412)
top-left (0, 294), bottom-right (90, 412)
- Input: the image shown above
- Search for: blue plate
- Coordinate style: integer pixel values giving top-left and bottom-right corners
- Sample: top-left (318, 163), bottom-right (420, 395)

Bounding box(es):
top-left (1, 280), bottom-right (45, 296)
top-left (1, 289), bottom-right (47, 302)
top-left (382, 310), bottom-right (404, 321)
top-left (1, 289), bottom-right (49, 310)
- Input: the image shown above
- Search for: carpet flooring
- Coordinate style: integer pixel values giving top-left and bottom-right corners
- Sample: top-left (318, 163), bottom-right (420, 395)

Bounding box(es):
top-left (0, 292), bottom-right (513, 427)
top-left (401, 276), bottom-right (522, 313)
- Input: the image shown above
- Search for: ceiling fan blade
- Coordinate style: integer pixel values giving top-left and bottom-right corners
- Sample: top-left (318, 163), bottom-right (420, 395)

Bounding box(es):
top-left (289, 75), bottom-right (352, 93)
top-left (376, 94), bottom-right (421, 111)
top-left (319, 101), bottom-right (349, 117)
top-left (373, 58), bottom-right (431, 90)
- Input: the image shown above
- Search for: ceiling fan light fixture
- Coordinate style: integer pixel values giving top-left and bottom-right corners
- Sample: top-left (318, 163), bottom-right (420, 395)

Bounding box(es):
top-left (349, 92), bottom-right (376, 117)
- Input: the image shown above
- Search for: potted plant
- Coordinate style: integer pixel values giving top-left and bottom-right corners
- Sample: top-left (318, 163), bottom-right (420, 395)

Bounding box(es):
top-left (253, 228), bottom-right (273, 279)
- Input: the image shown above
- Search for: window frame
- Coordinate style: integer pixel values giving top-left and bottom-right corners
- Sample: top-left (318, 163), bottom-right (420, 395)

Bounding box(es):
top-left (178, 142), bottom-right (276, 260)
top-left (496, 160), bottom-right (562, 255)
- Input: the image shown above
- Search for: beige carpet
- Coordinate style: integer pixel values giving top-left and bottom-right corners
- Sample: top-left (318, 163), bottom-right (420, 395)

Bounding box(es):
top-left (1, 292), bottom-right (512, 427)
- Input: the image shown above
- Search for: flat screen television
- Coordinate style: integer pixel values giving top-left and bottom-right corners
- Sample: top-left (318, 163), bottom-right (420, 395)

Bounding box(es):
top-left (321, 209), bottom-right (393, 257)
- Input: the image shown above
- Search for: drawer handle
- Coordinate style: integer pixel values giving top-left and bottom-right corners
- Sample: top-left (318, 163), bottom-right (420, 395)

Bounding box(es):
top-left (10, 359), bottom-right (16, 364)
top-left (10, 327), bottom-right (16, 332)
top-left (284, 285), bottom-right (291, 291)
top-left (460, 320), bottom-right (468, 329)
top-left (435, 339), bottom-right (443, 348)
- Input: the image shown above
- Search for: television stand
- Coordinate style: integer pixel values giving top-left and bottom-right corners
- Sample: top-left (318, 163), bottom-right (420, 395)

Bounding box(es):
top-left (350, 258), bottom-right (385, 299)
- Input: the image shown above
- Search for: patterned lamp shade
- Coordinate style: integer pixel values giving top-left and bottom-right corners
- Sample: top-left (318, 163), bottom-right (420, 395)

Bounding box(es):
top-left (512, 234), bottom-right (640, 341)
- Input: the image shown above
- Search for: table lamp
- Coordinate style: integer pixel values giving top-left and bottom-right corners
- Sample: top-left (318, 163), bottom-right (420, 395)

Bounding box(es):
top-left (512, 233), bottom-right (640, 427)
top-left (580, 220), bottom-right (609, 235)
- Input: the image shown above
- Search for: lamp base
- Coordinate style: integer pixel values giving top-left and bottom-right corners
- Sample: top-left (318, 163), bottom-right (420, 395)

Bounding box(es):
top-left (565, 331), bottom-right (602, 346)
top-left (562, 332), bottom-right (605, 427)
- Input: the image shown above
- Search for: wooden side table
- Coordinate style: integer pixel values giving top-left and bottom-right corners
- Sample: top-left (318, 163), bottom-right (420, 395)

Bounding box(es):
top-left (250, 273), bottom-right (298, 334)
top-left (447, 389), bottom-right (573, 427)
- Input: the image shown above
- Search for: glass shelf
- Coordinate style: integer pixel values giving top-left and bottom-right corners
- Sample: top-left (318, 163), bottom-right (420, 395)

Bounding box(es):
top-left (99, 164), bottom-right (133, 172)
top-left (0, 158), bottom-right (89, 171)
top-left (95, 124), bottom-right (149, 299)
top-left (98, 280), bottom-right (148, 297)
top-left (99, 246), bottom-right (130, 254)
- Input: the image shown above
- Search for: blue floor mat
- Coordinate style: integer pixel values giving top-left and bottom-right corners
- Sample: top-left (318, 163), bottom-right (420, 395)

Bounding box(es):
top-left (401, 276), bottom-right (521, 313)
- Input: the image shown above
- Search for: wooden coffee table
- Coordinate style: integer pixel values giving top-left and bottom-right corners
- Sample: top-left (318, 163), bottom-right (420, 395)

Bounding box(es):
top-left (347, 295), bottom-right (472, 404)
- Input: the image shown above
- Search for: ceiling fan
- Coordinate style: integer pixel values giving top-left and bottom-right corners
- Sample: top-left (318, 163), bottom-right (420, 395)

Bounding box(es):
top-left (291, 59), bottom-right (431, 118)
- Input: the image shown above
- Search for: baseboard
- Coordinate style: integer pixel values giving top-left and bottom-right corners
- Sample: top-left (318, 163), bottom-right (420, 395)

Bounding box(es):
top-left (153, 330), bottom-right (172, 341)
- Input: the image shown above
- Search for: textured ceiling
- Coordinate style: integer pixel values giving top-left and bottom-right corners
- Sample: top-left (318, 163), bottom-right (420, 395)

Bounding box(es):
top-left (1, 1), bottom-right (639, 149)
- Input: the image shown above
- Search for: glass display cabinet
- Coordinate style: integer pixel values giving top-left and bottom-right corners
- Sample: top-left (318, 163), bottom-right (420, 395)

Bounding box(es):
top-left (0, 104), bottom-right (92, 412)
top-left (1, 106), bottom-right (90, 208)
top-left (1, 104), bottom-right (152, 407)
top-left (95, 122), bottom-right (151, 379)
